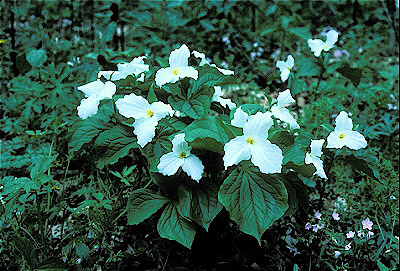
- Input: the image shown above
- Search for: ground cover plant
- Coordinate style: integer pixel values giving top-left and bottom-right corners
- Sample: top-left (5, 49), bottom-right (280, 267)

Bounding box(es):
top-left (0, 0), bottom-right (398, 270)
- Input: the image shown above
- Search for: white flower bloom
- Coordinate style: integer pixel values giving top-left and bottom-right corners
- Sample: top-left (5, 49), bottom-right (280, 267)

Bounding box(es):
top-left (333, 251), bottom-right (341, 258)
top-left (115, 93), bottom-right (174, 147)
top-left (307, 29), bottom-right (339, 57)
top-left (271, 89), bottom-right (300, 129)
top-left (77, 80), bottom-right (116, 119)
top-left (155, 44), bottom-right (198, 87)
top-left (193, 50), bottom-right (234, 75)
top-left (276, 55), bottom-right (294, 82)
top-left (212, 86), bottom-right (236, 109)
top-left (231, 107), bottom-right (250, 127)
top-left (224, 112), bottom-right (283, 174)
top-left (158, 134), bottom-right (204, 181)
top-left (305, 139), bottom-right (327, 179)
top-left (326, 111), bottom-right (367, 150)
top-left (98, 56), bottom-right (149, 82)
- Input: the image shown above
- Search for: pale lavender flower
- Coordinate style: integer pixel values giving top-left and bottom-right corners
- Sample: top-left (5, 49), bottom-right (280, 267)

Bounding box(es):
top-left (362, 217), bottom-right (373, 230)
top-left (346, 231), bottom-right (355, 238)
top-left (345, 243), bottom-right (352, 250)
top-left (250, 52), bottom-right (257, 60)
top-left (315, 211), bottom-right (322, 220)
top-left (358, 230), bottom-right (365, 237)
top-left (367, 231), bottom-right (375, 238)
top-left (332, 210), bottom-right (340, 221)
top-left (305, 222), bottom-right (312, 230)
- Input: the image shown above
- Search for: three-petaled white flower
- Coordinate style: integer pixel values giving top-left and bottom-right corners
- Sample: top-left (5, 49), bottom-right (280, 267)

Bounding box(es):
top-left (192, 50), bottom-right (234, 75)
top-left (224, 112), bottom-right (283, 174)
top-left (158, 133), bottom-right (204, 181)
top-left (308, 29), bottom-right (339, 57)
top-left (271, 89), bottom-right (300, 129)
top-left (276, 55), bottom-right (294, 82)
top-left (155, 44), bottom-right (198, 87)
top-left (77, 80), bottom-right (116, 119)
top-left (115, 93), bottom-right (174, 147)
top-left (305, 139), bottom-right (327, 179)
top-left (212, 86), bottom-right (236, 109)
top-left (326, 111), bottom-right (367, 150)
top-left (98, 56), bottom-right (149, 82)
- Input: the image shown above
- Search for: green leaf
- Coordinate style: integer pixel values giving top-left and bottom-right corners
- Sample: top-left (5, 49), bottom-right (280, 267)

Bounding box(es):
top-left (260, 27), bottom-right (276, 36)
top-left (287, 27), bottom-right (312, 40)
top-left (104, 22), bottom-right (117, 42)
top-left (14, 236), bottom-right (38, 268)
top-left (230, 104), bottom-right (266, 119)
top-left (343, 151), bottom-right (380, 180)
top-left (377, 260), bottom-right (390, 271)
top-left (157, 202), bottom-right (196, 249)
top-left (296, 56), bottom-right (321, 77)
top-left (30, 155), bottom-right (58, 180)
top-left (282, 144), bottom-right (306, 165)
top-left (280, 172), bottom-right (309, 216)
top-left (26, 49), bottom-right (47, 68)
top-left (168, 94), bottom-right (211, 119)
top-left (147, 83), bottom-right (158, 103)
top-left (190, 66), bottom-right (236, 96)
top-left (33, 256), bottom-right (68, 270)
top-left (218, 164), bottom-right (288, 243)
top-left (95, 125), bottom-right (139, 169)
top-left (127, 188), bottom-right (170, 225)
top-left (292, 78), bottom-right (307, 95)
top-left (75, 241), bottom-right (90, 259)
top-left (336, 62), bottom-right (362, 87)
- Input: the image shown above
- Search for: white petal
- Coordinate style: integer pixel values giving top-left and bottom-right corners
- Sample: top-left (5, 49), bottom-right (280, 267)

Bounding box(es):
top-left (286, 55), bottom-right (294, 68)
top-left (272, 107), bottom-right (300, 129)
top-left (169, 44), bottom-right (190, 68)
top-left (231, 107), bottom-right (249, 128)
top-left (172, 134), bottom-right (192, 157)
top-left (276, 60), bottom-right (288, 71)
top-left (343, 131), bottom-right (367, 150)
top-left (192, 50), bottom-right (209, 65)
top-left (155, 67), bottom-right (177, 87)
top-left (217, 67), bottom-right (234, 75)
top-left (326, 131), bottom-right (346, 149)
top-left (250, 139), bottom-right (283, 174)
top-left (310, 156), bottom-right (327, 179)
top-left (182, 155), bottom-right (204, 181)
top-left (77, 79), bottom-right (107, 97)
top-left (176, 66), bottom-right (198, 80)
top-left (158, 152), bottom-right (184, 176)
top-left (310, 139), bottom-right (325, 157)
top-left (280, 69), bottom-right (290, 82)
top-left (137, 73), bottom-right (145, 82)
top-left (335, 111), bottom-right (353, 131)
top-left (217, 97), bottom-right (236, 110)
top-left (98, 71), bottom-right (114, 80)
top-left (77, 97), bottom-right (100, 119)
top-left (223, 136), bottom-right (251, 168)
top-left (212, 86), bottom-right (223, 100)
top-left (98, 81), bottom-right (117, 99)
top-left (133, 117), bottom-right (158, 147)
top-left (308, 39), bottom-right (325, 57)
top-left (304, 153), bottom-right (313, 165)
top-left (325, 30), bottom-right (339, 47)
top-left (115, 93), bottom-right (150, 119)
top-left (277, 89), bottom-right (295, 108)
top-left (243, 112), bottom-right (274, 138)
top-left (150, 101), bottom-right (174, 120)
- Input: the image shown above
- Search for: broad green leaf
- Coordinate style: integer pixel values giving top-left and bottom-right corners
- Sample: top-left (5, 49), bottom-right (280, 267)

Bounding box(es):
top-left (104, 22), bottom-right (117, 42)
top-left (75, 241), bottom-right (90, 259)
top-left (260, 27), bottom-right (276, 36)
top-left (296, 56), bottom-right (321, 77)
top-left (282, 144), bottom-right (305, 165)
top-left (336, 62), bottom-right (362, 87)
top-left (292, 79), bottom-right (307, 95)
top-left (147, 83), bottom-right (158, 103)
top-left (230, 104), bottom-right (266, 119)
top-left (281, 16), bottom-right (294, 29)
top-left (218, 164), bottom-right (288, 243)
top-left (127, 188), bottom-right (170, 225)
top-left (287, 27), bottom-right (312, 40)
top-left (157, 202), bottom-right (196, 249)
top-left (168, 94), bottom-right (211, 119)
top-left (95, 125), bottom-right (139, 169)
top-left (26, 49), bottom-right (47, 68)
top-left (33, 256), bottom-right (68, 270)
top-left (190, 66), bottom-right (236, 96)
top-left (280, 172), bottom-right (309, 216)
top-left (14, 236), bottom-right (38, 267)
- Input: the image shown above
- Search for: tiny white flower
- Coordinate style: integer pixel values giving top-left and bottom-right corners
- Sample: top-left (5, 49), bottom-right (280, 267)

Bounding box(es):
top-left (98, 56), bottom-right (149, 82)
top-left (305, 139), bottom-right (327, 179)
top-left (212, 86), bottom-right (236, 109)
top-left (158, 134), bottom-right (204, 181)
top-left (155, 44), bottom-right (198, 87)
top-left (307, 29), bottom-right (339, 57)
top-left (276, 55), bottom-right (294, 82)
top-left (346, 231), bottom-right (355, 238)
top-left (326, 111), bottom-right (367, 150)
top-left (224, 112), bottom-right (283, 174)
top-left (345, 242), bottom-right (352, 250)
top-left (116, 93), bottom-right (174, 147)
top-left (271, 89), bottom-right (300, 129)
top-left (334, 251), bottom-right (341, 258)
top-left (193, 50), bottom-right (234, 75)
top-left (77, 80), bottom-right (116, 119)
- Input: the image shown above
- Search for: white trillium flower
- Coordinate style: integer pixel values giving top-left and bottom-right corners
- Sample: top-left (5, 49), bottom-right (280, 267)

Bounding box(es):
top-left (326, 111), bottom-right (367, 150)
top-left (224, 112), bottom-right (283, 174)
top-left (231, 107), bottom-right (249, 127)
top-left (271, 89), bottom-right (300, 129)
top-left (192, 50), bottom-right (234, 75)
top-left (308, 29), bottom-right (339, 57)
top-left (305, 139), bottom-right (327, 179)
top-left (158, 134), bottom-right (204, 181)
top-left (77, 80), bottom-right (116, 119)
top-left (276, 55), bottom-right (294, 82)
top-left (212, 86), bottom-right (236, 109)
top-left (115, 93), bottom-right (174, 147)
top-left (155, 44), bottom-right (199, 87)
top-left (98, 56), bottom-right (149, 82)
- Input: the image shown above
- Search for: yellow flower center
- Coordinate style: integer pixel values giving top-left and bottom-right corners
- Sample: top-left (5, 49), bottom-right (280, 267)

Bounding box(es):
top-left (179, 152), bottom-right (187, 158)
top-left (324, 44), bottom-right (329, 50)
top-left (339, 133), bottom-right (345, 139)
top-left (309, 154), bottom-right (313, 157)
top-left (247, 137), bottom-right (255, 144)
top-left (173, 68), bottom-right (179, 75)
top-left (146, 109), bottom-right (154, 117)
top-left (287, 67), bottom-right (291, 71)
